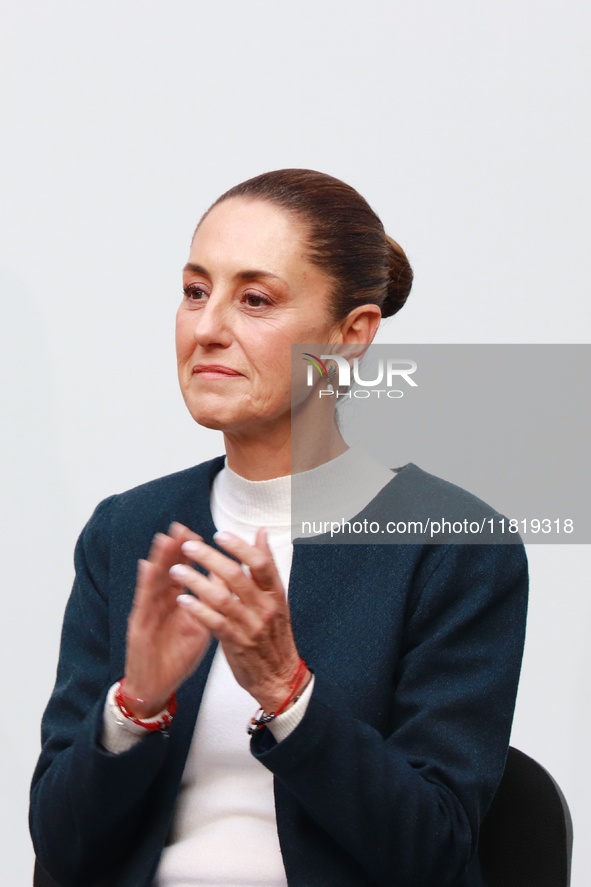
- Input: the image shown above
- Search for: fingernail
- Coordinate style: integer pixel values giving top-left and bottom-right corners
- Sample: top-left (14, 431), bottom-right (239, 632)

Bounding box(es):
top-left (181, 540), bottom-right (201, 555)
top-left (170, 563), bottom-right (189, 578)
top-left (177, 593), bottom-right (197, 609)
top-left (213, 531), bottom-right (231, 543)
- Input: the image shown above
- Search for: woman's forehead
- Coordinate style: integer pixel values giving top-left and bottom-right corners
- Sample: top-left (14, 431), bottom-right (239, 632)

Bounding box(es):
top-left (188, 198), bottom-right (311, 276)
top-left (196, 197), bottom-right (304, 241)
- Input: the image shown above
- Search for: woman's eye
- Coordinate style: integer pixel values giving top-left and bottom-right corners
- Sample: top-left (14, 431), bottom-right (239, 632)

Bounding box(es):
top-left (184, 285), bottom-right (208, 302)
top-left (243, 292), bottom-right (270, 308)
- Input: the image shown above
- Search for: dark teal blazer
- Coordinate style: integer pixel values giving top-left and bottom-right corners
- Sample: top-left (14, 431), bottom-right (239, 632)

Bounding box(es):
top-left (30, 457), bottom-right (528, 887)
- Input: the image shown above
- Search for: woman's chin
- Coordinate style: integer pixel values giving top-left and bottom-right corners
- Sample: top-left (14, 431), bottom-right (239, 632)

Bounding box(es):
top-left (190, 410), bottom-right (233, 432)
top-left (182, 391), bottom-right (236, 431)
top-left (188, 404), bottom-right (253, 433)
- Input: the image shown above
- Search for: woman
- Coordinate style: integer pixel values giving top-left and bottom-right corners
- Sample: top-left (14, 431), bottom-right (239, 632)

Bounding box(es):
top-left (30, 169), bottom-right (528, 887)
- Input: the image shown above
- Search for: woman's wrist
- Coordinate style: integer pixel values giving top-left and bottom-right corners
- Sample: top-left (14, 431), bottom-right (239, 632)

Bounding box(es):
top-left (119, 678), bottom-right (172, 719)
top-left (249, 659), bottom-right (311, 734)
top-left (268, 674), bottom-right (315, 742)
top-left (115, 679), bottom-right (177, 729)
top-left (253, 658), bottom-right (310, 715)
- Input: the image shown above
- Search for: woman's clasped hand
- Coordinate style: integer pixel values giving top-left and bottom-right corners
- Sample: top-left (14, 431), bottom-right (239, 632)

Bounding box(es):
top-left (124, 522), bottom-right (307, 721)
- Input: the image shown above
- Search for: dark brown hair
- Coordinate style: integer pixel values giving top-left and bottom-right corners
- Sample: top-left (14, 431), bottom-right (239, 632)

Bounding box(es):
top-left (203, 169), bottom-right (413, 321)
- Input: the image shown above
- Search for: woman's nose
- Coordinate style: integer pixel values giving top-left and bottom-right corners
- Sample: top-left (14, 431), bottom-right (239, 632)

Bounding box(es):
top-left (192, 293), bottom-right (233, 348)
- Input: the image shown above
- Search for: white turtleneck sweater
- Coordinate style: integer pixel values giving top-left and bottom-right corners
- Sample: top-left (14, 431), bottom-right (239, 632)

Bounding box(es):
top-left (101, 446), bottom-right (394, 887)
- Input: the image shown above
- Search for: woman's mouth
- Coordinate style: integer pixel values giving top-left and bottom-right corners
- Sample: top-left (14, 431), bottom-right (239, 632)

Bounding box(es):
top-left (192, 364), bottom-right (243, 379)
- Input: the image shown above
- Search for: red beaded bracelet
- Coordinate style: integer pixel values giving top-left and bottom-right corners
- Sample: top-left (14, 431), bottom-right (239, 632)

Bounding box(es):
top-left (247, 658), bottom-right (309, 734)
top-left (114, 680), bottom-right (177, 731)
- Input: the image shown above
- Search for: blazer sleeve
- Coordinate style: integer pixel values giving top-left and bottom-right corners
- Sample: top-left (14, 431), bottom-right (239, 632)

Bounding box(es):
top-left (29, 497), bottom-right (170, 887)
top-left (251, 542), bottom-right (528, 887)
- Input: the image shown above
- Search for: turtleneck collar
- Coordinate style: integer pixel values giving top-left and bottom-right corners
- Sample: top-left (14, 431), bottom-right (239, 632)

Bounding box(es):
top-left (212, 445), bottom-right (395, 532)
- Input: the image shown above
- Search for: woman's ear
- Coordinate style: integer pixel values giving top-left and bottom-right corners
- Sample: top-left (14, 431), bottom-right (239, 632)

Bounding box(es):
top-left (337, 303), bottom-right (382, 350)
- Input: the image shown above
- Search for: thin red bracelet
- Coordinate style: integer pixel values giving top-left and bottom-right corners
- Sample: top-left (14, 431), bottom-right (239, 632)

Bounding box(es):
top-left (119, 681), bottom-right (148, 705)
top-left (247, 658), bottom-right (309, 734)
top-left (114, 680), bottom-right (177, 731)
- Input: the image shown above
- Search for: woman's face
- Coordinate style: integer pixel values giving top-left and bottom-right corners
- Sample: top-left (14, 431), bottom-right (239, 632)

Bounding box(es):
top-left (176, 198), bottom-right (342, 437)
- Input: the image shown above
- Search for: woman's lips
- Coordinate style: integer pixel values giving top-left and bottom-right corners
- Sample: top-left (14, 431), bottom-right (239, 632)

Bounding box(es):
top-left (192, 364), bottom-right (243, 379)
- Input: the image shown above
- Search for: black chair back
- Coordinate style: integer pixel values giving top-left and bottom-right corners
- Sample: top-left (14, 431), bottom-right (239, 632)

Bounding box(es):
top-left (479, 746), bottom-right (573, 887)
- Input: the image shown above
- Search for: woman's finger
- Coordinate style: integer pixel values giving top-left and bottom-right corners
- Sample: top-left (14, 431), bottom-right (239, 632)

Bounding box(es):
top-left (182, 533), bottom-right (281, 598)
top-left (180, 539), bottom-right (261, 603)
top-left (144, 528), bottom-right (203, 584)
top-left (215, 530), bottom-right (281, 593)
top-left (176, 592), bottom-right (227, 634)
top-left (169, 564), bottom-right (232, 611)
top-left (130, 528), bottom-right (202, 622)
top-left (170, 563), bottom-right (262, 634)
top-left (168, 522), bottom-right (204, 545)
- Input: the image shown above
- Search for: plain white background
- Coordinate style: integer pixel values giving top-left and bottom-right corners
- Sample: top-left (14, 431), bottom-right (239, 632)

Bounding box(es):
top-left (2, 2), bottom-right (589, 883)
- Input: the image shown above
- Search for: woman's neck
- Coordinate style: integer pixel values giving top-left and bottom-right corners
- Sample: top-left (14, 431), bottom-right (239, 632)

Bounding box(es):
top-left (222, 414), bottom-right (348, 481)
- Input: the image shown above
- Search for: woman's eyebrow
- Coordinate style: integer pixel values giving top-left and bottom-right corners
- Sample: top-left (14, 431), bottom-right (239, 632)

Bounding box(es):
top-left (236, 269), bottom-right (285, 284)
top-left (183, 262), bottom-right (210, 276)
top-left (183, 262), bottom-right (287, 286)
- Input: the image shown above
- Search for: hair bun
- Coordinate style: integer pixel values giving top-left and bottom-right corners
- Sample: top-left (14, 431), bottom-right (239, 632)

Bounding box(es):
top-left (382, 235), bottom-right (413, 318)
